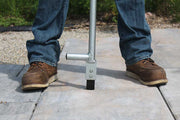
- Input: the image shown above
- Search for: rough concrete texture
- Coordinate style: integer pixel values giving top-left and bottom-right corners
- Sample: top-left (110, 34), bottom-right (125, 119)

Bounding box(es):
top-left (0, 65), bottom-right (41, 102)
top-left (0, 29), bottom-right (180, 120)
top-left (160, 69), bottom-right (180, 120)
top-left (151, 29), bottom-right (180, 120)
top-left (0, 64), bottom-right (42, 120)
top-left (0, 102), bottom-right (35, 120)
top-left (31, 33), bottom-right (175, 120)
top-left (151, 29), bottom-right (180, 68)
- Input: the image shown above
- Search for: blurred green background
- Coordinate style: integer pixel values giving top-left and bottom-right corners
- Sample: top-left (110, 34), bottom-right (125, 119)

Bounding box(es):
top-left (0, 0), bottom-right (179, 27)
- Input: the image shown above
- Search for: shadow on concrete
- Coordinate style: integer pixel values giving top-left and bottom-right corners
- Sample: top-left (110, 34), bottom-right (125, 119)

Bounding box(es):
top-left (0, 63), bottom-right (42, 93)
top-left (58, 63), bottom-right (141, 85)
top-left (0, 63), bottom-right (24, 82)
top-left (0, 62), bottom-right (143, 94)
top-left (50, 80), bottom-right (86, 89)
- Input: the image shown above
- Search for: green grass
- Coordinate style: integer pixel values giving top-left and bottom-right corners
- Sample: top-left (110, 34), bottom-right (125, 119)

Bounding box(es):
top-left (0, 0), bottom-right (38, 27)
top-left (0, 0), bottom-right (179, 27)
top-left (172, 0), bottom-right (180, 22)
top-left (0, 15), bottom-right (32, 27)
top-left (145, 0), bottom-right (180, 22)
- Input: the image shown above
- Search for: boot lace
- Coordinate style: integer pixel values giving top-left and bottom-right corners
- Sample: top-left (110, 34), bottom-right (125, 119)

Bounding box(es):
top-left (29, 62), bottom-right (45, 72)
top-left (142, 58), bottom-right (155, 65)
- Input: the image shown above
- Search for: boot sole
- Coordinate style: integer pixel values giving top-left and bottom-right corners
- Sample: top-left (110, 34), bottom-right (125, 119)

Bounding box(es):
top-left (126, 71), bottom-right (168, 86)
top-left (22, 74), bottom-right (58, 90)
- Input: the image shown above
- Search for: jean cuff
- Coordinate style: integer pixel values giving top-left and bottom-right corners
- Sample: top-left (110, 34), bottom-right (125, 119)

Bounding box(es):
top-left (125, 55), bottom-right (151, 65)
top-left (29, 58), bottom-right (57, 67)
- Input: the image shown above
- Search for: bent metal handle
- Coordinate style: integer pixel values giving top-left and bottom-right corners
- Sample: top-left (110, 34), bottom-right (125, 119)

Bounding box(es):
top-left (66, 0), bottom-right (96, 62)
top-left (66, 0), bottom-right (97, 90)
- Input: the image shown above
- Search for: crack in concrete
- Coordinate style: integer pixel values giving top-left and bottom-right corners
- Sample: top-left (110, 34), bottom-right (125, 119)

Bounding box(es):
top-left (157, 86), bottom-right (177, 120)
top-left (14, 65), bottom-right (45, 120)
top-left (16, 65), bottom-right (26, 77)
top-left (29, 89), bottom-right (44, 120)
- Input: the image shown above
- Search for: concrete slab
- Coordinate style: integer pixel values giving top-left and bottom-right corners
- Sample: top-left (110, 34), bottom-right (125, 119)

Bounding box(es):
top-left (31, 36), bottom-right (174, 120)
top-left (151, 29), bottom-right (180, 68)
top-left (32, 88), bottom-right (173, 120)
top-left (0, 102), bottom-right (35, 120)
top-left (151, 29), bottom-right (180, 119)
top-left (0, 64), bottom-right (42, 120)
top-left (160, 69), bottom-right (180, 120)
top-left (1, 29), bottom-right (178, 120)
top-left (0, 64), bottom-right (41, 102)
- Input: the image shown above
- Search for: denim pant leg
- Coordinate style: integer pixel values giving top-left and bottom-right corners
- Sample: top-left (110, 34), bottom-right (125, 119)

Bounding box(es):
top-left (26, 0), bottom-right (69, 67)
top-left (115, 0), bottom-right (153, 65)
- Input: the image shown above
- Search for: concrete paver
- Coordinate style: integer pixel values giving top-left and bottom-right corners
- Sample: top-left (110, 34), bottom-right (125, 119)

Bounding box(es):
top-left (31, 88), bottom-right (173, 120)
top-left (0, 64), bottom-right (42, 120)
top-left (0, 102), bottom-right (35, 120)
top-left (0, 29), bottom-right (179, 120)
top-left (151, 29), bottom-right (180, 68)
top-left (31, 35), bottom-right (174, 120)
top-left (151, 29), bottom-right (180, 120)
top-left (160, 69), bottom-right (180, 120)
top-left (0, 65), bottom-right (41, 102)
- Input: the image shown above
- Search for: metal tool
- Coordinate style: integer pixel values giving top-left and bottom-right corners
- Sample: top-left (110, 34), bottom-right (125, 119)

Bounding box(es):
top-left (66, 0), bottom-right (97, 90)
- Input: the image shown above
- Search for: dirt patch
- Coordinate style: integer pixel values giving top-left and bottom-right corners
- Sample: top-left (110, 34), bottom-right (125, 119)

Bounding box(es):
top-left (65, 12), bottom-right (180, 33)
top-left (145, 12), bottom-right (180, 29)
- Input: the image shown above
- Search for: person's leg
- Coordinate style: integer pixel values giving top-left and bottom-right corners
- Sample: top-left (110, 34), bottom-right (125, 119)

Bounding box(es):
top-left (115, 0), bottom-right (167, 86)
top-left (22, 0), bottom-right (69, 90)
top-left (27, 0), bottom-right (69, 67)
top-left (115, 0), bottom-right (152, 65)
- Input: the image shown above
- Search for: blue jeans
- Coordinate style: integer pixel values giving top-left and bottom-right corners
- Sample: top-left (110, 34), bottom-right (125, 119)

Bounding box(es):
top-left (27, 0), bottom-right (153, 67)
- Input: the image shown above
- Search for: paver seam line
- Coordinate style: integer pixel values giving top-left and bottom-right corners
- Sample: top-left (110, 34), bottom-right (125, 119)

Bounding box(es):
top-left (16, 64), bottom-right (26, 77)
top-left (157, 86), bottom-right (177, 120)
top-left (29, 89), bottom-right (45, 120)
top-left (11, 64), bottom-right (45, 120)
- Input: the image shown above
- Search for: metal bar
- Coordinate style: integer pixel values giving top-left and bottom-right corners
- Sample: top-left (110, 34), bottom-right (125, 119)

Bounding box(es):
top-left (66, 0), bottom-right (97, 62)
top-left (66, 0), bottom-right (97, 90)
top-left (86, 0), bottom-right (97, 90)
top-left (66, 53), bottom-right (89, 61)
top-left (89, 0), bottom-right (97, 62)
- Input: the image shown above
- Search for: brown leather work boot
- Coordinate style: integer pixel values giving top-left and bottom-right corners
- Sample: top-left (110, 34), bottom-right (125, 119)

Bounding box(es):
top-left (22, 62), bottom-right (57, 91)
top-left (126, 58), bottom-right (168, 86)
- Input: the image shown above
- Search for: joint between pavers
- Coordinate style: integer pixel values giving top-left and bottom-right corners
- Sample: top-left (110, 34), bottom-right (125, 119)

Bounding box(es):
top-left (29, 89), bottom-right (45, 120)
top-left (157, 87), bottom-right (177, 120)
top-left (16, 65), bottom-right (26, 77)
